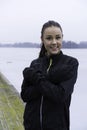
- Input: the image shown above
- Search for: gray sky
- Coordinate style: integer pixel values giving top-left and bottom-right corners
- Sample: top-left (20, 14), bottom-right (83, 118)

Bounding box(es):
top-left (0, 0), bottom-right (87, 44)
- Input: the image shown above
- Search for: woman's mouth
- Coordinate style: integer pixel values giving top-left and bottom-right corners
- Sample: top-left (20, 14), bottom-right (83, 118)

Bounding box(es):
top-left (50, 46), bottom-right (59, 50)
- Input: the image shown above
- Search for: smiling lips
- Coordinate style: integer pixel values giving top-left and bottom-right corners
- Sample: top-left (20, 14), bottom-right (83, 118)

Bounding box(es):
top-left (50, 45), bottom-right (59, 50)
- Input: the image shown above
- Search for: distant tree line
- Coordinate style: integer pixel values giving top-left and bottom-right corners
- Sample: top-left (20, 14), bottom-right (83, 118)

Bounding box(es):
top-left (0, 42), bottom-right (40, 48)
top-left (62, 41), bottom-right (87, 48)
top-left (0, 41), bottom-right (87, 48)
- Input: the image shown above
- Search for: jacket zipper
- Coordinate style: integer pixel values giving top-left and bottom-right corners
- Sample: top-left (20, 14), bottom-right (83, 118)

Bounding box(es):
top-left (40, 58), bottom-right (53, 130)
top-left (47, 58), bottom-right (53, 73)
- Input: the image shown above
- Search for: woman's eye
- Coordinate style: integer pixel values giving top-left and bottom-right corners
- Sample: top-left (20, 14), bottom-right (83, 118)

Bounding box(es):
top-left (46, 37), bottom-right (52, 40)
top-left (56, 36), bottom-right (61, 39)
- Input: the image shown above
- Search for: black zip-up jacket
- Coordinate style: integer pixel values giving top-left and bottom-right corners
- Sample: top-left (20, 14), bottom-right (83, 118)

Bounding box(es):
top-left (21, 51), bottom-right (79, 130)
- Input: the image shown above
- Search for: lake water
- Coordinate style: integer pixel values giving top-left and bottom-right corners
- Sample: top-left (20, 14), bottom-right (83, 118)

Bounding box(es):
top-left (0, 48), bottom-right (87, 130)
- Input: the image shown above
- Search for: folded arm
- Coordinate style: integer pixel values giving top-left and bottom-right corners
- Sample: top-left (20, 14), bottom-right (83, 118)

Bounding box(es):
top-left (39, 59), bottom-right (79, 103)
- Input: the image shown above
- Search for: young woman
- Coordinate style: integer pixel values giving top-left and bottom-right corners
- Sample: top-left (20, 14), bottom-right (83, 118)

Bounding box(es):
top-left (21, 20), bottom-right (79, 130)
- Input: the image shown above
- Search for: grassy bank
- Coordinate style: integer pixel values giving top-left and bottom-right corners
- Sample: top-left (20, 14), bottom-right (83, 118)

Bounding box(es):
top-left (0, 73), bottom-right (24, 130)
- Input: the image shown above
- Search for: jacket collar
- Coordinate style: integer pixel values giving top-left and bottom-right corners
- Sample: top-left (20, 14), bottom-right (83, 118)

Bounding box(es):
top-left (46, 50), bottom-right (63, 64)
top-left (40, 50), bottom-right (63, 67)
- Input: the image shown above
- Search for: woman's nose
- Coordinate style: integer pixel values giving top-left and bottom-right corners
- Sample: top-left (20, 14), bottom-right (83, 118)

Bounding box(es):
top-left (52, 39), bottom-right (57, 44)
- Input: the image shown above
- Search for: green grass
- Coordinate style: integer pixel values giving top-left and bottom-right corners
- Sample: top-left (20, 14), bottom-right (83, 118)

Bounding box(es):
top-left (0, 74), bottom-right (24, 130)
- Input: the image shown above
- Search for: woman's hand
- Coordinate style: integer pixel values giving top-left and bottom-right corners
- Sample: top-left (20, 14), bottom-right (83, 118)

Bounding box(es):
top-left (23, 66), bottom-right (45, 85)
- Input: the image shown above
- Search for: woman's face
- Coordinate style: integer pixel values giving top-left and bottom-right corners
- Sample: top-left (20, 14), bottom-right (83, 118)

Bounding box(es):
top-left (41, 26), bottom-right (63, 56)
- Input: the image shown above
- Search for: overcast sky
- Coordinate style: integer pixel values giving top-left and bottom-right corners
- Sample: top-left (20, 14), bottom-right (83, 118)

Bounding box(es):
top-left (0, 0), bottom-right (87, 44)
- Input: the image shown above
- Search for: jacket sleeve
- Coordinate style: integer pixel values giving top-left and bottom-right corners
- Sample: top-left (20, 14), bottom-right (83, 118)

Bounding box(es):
top-left (39, 58), bottom-right (79, 103)
top-left (20, 60), bottom-right (41, 103)
top-left (21, 80), bottom-right (41, 102)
